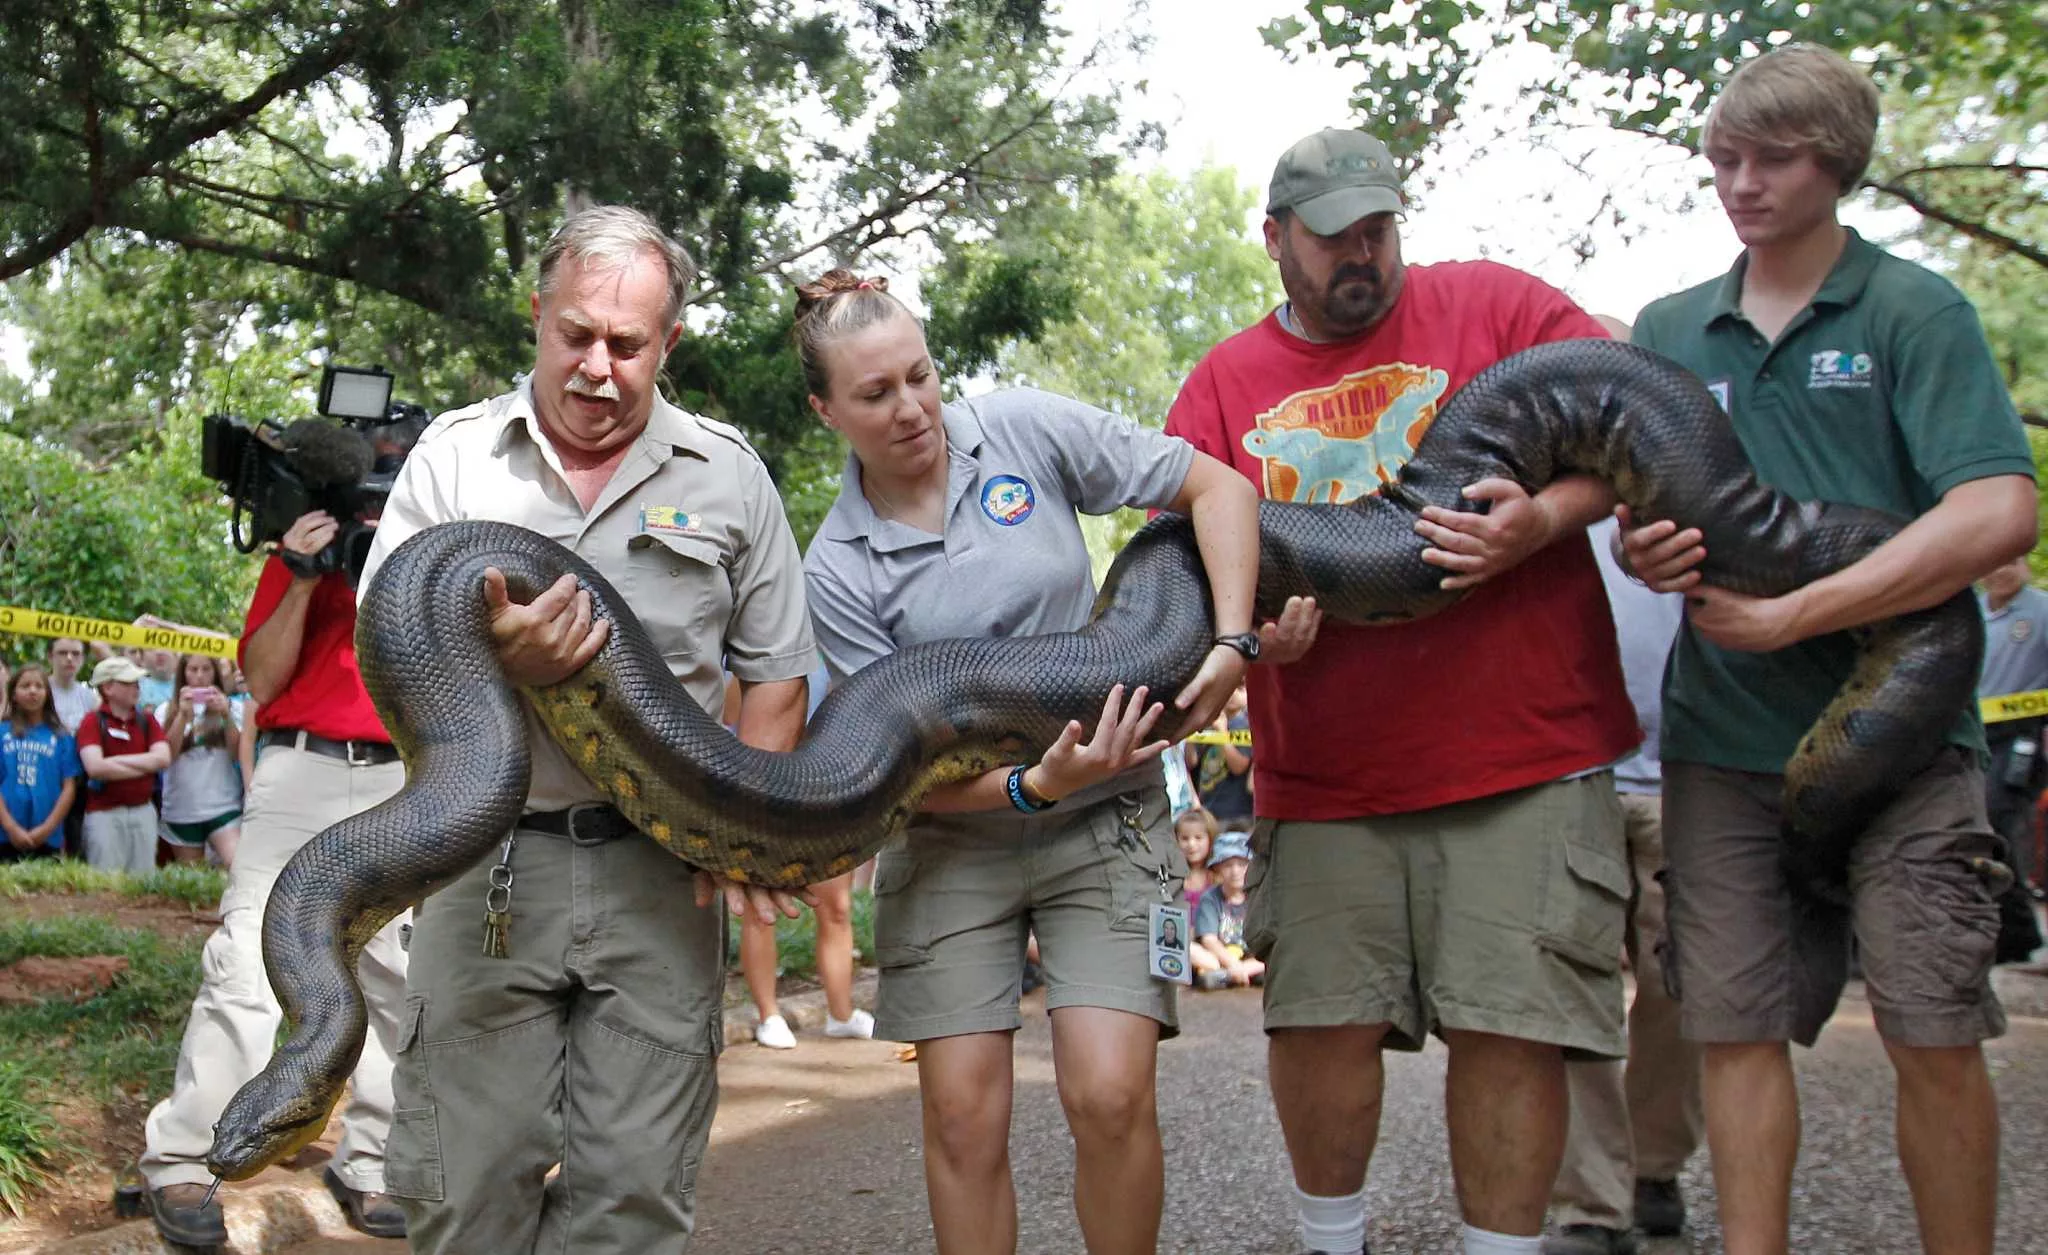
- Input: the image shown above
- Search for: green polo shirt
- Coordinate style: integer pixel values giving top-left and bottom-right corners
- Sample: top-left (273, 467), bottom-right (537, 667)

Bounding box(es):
top-left (1634, 229), bottom-right (2035, 773)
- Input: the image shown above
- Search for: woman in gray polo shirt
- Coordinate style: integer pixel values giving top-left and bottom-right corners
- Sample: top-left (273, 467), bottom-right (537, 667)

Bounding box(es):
top-left (796, 269), bottom-right (1260, 1253)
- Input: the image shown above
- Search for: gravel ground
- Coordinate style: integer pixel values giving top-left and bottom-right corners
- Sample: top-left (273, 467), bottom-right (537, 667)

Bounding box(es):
top-left (680, 973), bottom-right (2048, 1255)
top-left (257, 968), bottom-right (2048, 1255)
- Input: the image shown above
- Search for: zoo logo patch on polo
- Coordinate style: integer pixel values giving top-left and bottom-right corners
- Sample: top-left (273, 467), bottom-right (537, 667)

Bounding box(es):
top-left (981, 475), bottom-right (1035, 526)
top-left (2014, 618), bottom-right (2035, 645)
top-left (1240, 364), bottom-right (1449, 504)
top-left (1808, 350), bottom-right (1874, 390)
top-left (639, 505), bottom-right (702, 534)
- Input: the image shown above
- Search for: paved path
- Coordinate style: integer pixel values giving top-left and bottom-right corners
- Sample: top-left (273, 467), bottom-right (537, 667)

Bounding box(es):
top-left (251, 969), bottom-right (2048, 1254)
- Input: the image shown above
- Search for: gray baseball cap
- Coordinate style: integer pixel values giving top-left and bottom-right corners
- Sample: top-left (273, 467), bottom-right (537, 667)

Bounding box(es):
top-left (1266, 129), bottom-right (1405, 235)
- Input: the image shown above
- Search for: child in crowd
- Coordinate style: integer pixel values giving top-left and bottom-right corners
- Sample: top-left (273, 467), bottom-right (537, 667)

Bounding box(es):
top-left (156, 653), bottom-right (244, 867)
top-left (1, 664), bottom-right (81, 860)
top-left (1195, 829), bottom-right (1264, 989)
top-left (1174, 806), bottom-right (1218, 910)
top-left (1174, 807), bottom-right (1231, 988)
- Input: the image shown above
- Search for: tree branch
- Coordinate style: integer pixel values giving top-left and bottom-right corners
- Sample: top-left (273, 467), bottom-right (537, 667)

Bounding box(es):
top-left (0, 1), bottom-right (418, 281)
top-left (687, 92), bottom-right (1067, 308)
top-left (1862, 177), bottom-right (2048, 269)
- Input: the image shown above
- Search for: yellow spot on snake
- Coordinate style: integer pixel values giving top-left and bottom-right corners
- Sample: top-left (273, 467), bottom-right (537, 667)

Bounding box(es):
top-left (612, 770), bottom-right (641, 800)
top-left (647, 819), bottom-right (672, 842)
top-left (825, 854), bottom-right (856, 878)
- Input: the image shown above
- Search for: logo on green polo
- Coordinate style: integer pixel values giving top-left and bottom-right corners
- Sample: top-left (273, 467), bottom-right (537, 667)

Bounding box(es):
top-left (1808, 349), bottom-right (1874, 390)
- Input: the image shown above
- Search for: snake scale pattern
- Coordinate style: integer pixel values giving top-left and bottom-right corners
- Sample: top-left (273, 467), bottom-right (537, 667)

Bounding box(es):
top-left (206, 338), bottom-right (1982, 1178)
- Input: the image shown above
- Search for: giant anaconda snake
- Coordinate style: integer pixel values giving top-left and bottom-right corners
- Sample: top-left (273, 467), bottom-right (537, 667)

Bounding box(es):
top-left (207, 338), bottom-right (1982, 1179)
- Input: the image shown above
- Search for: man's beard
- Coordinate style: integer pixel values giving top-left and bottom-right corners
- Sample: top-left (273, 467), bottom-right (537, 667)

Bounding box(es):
top-left (1323, 264), bottom-right (1389, 330)
top-left (1279, 252), bottom-right (1397, 340)
top-left (565, 371), bottom-right (621, 401)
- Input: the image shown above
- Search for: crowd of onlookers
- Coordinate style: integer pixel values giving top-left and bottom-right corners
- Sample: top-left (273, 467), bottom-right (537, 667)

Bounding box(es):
top-left (0, 635), bottom-right (254, 875)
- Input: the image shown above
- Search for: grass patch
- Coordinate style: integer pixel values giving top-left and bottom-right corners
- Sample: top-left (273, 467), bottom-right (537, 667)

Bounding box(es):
top-left (0, 916), bottom-right (204, 1102)
top-left (0, 1060), bottom-right (73, 1218)
top-left (0, 859), bottom-right (226, 908)
top-left (726, 888), bottom-right (876, 984)
top-left (0, 915), bottom-right (204, 1213)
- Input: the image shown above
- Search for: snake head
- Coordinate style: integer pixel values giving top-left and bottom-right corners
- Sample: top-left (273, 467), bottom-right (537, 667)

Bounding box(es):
top-left (206, 1073), bottom-right (335, 1181)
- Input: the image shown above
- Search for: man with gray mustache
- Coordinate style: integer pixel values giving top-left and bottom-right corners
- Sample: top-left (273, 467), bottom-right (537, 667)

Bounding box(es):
top-left (360, 204), bottom-right (816, 1253)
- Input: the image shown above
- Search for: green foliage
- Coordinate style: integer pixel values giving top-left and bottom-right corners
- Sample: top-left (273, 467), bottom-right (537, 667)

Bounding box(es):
top-left (0, 416), bottom-right (261, 657)
top-left (0, 1060), bottom-right (70, 1219)
top-left (958, 165), bottom-right (1281, 571)
top-left (1262, 0), bottom-right (2045, 268)
top-left (1, 1), bottom-right (1140, 555)
top-left (0, 859), bottom-right (228, 908)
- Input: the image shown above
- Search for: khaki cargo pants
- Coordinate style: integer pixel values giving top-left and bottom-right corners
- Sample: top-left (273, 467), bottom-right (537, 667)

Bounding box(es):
top-left (386, 818), bottom-right (725, 1255)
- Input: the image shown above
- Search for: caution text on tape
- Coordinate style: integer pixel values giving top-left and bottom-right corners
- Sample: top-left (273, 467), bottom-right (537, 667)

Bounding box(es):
top-left (1982, 688), bottom-right (2048, 724)
top-left (0, 606), bottom-right (237, 660)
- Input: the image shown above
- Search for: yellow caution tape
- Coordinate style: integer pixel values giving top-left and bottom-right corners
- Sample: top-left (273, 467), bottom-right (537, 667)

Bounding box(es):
top-left (1982, 688), bottom-right (2048, 724)
top-left (0, 606), bottom-right (237, 660)
top-left (1184, 727), bottom-right (1252, 747)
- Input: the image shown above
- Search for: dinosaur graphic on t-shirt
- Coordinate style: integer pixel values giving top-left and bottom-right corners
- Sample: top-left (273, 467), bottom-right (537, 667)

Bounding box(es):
top-left (1242, 366), bottom-right (1450, 503)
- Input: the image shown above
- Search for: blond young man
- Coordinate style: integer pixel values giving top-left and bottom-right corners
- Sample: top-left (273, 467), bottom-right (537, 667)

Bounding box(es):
top-left (1621, 46), bottom-right (2034, 1255)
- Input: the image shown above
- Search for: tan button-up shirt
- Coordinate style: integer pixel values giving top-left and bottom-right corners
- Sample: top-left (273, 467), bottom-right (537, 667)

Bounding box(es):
top-left (361, 379), bottom-right (815, 811)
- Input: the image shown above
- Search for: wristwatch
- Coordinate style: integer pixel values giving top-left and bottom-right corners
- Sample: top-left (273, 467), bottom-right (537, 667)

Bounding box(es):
top-left (1213, 631), bottom-right (1261, 662)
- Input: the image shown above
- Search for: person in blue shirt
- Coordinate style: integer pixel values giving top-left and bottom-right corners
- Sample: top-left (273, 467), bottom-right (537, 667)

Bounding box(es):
top-left (2, 663), bottom-right (82, 859)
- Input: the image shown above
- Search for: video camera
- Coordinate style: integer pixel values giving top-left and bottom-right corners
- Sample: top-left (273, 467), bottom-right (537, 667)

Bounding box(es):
top-left (201, 365), bottom-right (430, 583)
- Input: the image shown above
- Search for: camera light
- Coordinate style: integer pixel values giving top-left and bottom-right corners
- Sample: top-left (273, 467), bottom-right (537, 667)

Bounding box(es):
top-left (318, 364), bottom-right (395, 421)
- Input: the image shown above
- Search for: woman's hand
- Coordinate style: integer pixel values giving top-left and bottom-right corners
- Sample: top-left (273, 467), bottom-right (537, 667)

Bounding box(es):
top-left (1025, 684), bottom-right (1170, 802)
top-left (693, 872), bottom-right (816, 925)
top-left (203, 690), bottom-right (232, 717)
top-left (1172, 646), bottom-right (1248, 737)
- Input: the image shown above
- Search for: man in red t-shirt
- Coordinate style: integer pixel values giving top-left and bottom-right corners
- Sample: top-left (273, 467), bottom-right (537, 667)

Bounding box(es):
top-left (1164, 129), bottom-right (1639, 1255)
top-left (77, 655), bottom-right (169, 873)
top-left (137, 510), bottom-right (411, 1248)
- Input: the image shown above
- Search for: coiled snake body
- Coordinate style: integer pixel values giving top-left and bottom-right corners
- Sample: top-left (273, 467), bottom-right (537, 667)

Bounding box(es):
top-left (207, 339), bottom-right (1981, 1179)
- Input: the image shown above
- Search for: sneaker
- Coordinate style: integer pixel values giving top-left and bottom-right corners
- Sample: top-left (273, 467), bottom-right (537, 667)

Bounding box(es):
top-left (1195, 968), bottom-right (1231, 991)
top-left (754, 1012), bottom-right (797, 1049)
top-left (322, 1166), bottom-right (408, 1239)
top-left (824, 1008), bottom-right (875, 1038)
top-left (1543, 1225), bottom-right (1638, 1255)
top-left (1633, 1177), bottom-right (1686, 1237)
top-left (145, 1182), bottom-right (228, 1247)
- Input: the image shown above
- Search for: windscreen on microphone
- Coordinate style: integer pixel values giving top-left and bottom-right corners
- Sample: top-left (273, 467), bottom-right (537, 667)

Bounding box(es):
top-left (281, 420), bottom-right (374, 487)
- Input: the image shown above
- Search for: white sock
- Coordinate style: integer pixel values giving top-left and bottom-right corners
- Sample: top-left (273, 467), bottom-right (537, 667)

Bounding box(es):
top-left (1294, 1184), bottom-right (1367, 1255)
top-left (1461, 1223), bottom-right (1542, 1255)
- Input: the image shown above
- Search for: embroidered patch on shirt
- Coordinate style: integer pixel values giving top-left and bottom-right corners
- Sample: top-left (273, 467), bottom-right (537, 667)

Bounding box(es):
top-left (2014, 619), bottom-right (2034, 644)
top-left (1807, 350), bottom-right (1874, 390)
top-left (980, 475), bottom-right (1036, 526)
top-left (640, 505), bottom-right (701, 534)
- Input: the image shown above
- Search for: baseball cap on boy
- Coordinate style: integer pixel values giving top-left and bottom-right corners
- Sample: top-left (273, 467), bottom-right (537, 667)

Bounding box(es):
top-left (1209, 830), bottom-right (1254, 867)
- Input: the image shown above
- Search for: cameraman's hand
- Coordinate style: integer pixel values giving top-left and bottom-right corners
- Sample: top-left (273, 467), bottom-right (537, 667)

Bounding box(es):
top-left (280, 512), bottom-right (339, 573)
top-left (483, 569), bottom-right (610, 688)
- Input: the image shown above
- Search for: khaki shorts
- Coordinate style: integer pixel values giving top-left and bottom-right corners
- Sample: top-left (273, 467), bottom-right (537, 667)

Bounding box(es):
top-left (871, 785), bottom-right (1179, 1043)
top-left (1247, 773), bottom-right (1628, 1060)
top-left (1662, 750), bottom-right (2007, 1048)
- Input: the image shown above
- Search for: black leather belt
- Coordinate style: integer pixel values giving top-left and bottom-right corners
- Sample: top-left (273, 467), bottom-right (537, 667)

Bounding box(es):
top-left (258, 728), bottom-right (400, 766)
top-left (519, 804), bottom-right (637, 842)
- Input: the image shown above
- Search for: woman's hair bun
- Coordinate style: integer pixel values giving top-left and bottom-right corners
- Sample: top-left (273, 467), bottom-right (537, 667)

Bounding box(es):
top-left (795, 268), bottom-right (890, 320)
